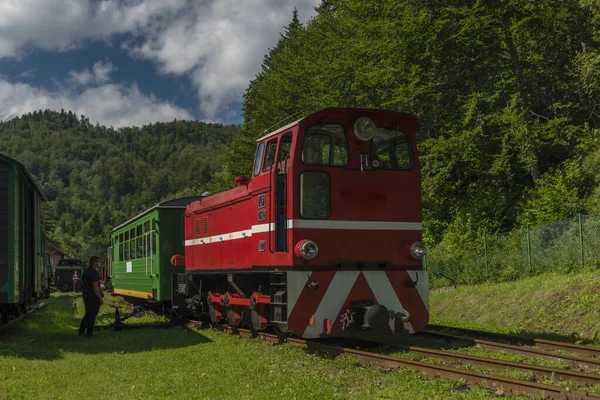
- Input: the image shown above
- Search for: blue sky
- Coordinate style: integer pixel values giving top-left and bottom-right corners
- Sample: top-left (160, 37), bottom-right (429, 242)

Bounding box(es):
top-left (0, 0), bottom-right (319, 127)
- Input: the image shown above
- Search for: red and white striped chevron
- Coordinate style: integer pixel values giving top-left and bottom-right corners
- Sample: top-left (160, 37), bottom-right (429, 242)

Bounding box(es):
top-left (286, 270), bottom-right (429, 338)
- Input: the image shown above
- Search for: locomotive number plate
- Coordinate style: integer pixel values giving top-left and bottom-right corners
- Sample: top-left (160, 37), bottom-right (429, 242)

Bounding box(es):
top-left (258, 210), bottom-right (266, 221)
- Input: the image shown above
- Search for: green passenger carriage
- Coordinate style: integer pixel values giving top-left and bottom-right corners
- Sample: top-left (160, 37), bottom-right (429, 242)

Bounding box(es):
top-left (0, 153), bottom-right (49, 324)
top-left (108, 197), bottom-right (201, 302)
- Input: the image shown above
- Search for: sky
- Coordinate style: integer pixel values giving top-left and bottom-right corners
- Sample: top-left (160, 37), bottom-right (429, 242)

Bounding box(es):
top-left (0, 0), bottom-right (320, 127)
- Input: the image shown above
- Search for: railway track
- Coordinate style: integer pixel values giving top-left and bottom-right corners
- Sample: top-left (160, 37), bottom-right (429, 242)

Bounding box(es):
top-left (189, 321), bottom-right (600, 399)
top-left (425, 324), bottom-right (600, 359)
top-left (419, 325), bottom-right (600, 372)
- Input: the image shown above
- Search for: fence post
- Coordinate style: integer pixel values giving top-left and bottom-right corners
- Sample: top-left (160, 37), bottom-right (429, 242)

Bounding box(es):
top-left (526, 225), bottom-right (532, 271)
top-left (483, 232), bottom-right (489, 276)
top-left (579, 213), bottom-right (584, 269)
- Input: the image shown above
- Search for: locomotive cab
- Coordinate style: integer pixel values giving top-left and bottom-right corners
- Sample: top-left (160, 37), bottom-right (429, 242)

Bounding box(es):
top-left (251, 108), bottom-right (424, 270)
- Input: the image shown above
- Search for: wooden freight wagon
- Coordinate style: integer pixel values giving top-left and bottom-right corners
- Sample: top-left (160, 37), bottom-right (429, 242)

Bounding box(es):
top-left (0, 153), bottom-right (49, 324)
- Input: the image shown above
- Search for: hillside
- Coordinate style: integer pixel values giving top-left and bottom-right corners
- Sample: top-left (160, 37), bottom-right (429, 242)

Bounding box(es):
top-left (430, 271), bottom-right (600, 341)
top-left (0, 109), bottom-right (239, 256)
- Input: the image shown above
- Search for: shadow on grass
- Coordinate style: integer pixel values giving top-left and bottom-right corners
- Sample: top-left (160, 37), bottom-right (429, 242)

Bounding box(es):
top-left (0, 295), bottom-right (212, 361)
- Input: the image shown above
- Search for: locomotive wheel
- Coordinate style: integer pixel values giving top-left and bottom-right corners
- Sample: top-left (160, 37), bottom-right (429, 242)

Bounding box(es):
top-left (226, 308), bottom-right (240, 327)
top-left (208, 303), bottom-right (221, 323)
top-left (250, 309), bottom-right (267, 331)
top-left (241, 308), bottom-right (252, 328)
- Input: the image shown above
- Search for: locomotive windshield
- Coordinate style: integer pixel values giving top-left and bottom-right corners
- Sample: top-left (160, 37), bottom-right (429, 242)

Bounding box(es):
top-left (301, 124), bottom-right (348, 166)
top-left (371, 127), bottom-right (414, 170)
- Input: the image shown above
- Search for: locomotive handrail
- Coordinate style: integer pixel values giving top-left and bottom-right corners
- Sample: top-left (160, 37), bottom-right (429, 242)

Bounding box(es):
top-left (268, 163), bottom-right (274, 253)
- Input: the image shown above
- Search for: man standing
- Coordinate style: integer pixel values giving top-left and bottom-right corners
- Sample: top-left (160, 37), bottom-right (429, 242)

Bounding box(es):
top-left (79, 256), bottom-right (104, 337)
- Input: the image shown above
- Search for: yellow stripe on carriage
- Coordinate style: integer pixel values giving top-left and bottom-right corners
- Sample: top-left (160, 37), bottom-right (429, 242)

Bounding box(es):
top-left (113, 288), bottom-right (153, 299)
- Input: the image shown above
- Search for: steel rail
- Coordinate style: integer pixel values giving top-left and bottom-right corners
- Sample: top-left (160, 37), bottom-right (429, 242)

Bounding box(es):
top-left (427, 324), bottom-right (600, 359)
top-left (379, 343), bottom-right (600, 386)
top-left (420, 330), bottom-right (600, 372)
top-left (195, 323), bottom-right (600, 399)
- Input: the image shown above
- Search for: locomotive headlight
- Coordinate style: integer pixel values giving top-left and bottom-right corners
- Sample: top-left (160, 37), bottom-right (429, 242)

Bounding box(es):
top-left (353, 117), bottom-right (377, 141)
top-left (295, 240), bottom-right (319, 260)
top-left (409, 241), bottom-right (426, 260)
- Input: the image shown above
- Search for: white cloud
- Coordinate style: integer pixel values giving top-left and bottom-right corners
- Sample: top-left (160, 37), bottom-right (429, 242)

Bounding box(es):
top-left (68, 60), bottom-right (115, 86)
top-left (0, 0), bottom-right (188, 58)
top-left (128, 0), bottom-right (320, 119)
top-left (0, 78), bottom-right (192, 128)
top-left (0, 0), bottom-right (321, 121)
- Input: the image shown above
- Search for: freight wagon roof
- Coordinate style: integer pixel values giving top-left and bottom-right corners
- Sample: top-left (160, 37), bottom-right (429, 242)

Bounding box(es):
top-left (0, 153), bottom-right (46, 200)
top-left (111, 196), bottom-right (203, 233)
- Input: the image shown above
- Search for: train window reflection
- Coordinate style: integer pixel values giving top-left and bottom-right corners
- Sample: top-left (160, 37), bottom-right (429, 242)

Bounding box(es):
top-left (302, 124), bottom-right (348, 166)
top-left (300, 172), bottom-right (330, 219)
top-left (262, 139), bottom-right (278, 172)
top-left (253, 142), bottom-right (265, 176)
top-left (371, 127), bottom-right (414, 170)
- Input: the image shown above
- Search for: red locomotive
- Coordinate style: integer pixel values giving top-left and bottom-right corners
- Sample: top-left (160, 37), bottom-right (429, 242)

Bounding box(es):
top-left (171, 107), bottom-right (428, 338)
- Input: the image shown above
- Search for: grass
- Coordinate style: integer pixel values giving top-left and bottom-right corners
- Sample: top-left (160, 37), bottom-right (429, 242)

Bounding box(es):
top-left (429, 270), bottom-right (600, 344)
top-left (0, 294), bottom-right (501, 400)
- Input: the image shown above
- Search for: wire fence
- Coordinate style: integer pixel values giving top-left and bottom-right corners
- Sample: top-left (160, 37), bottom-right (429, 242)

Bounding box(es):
top-left (425, 214), bottom-right (600, 287)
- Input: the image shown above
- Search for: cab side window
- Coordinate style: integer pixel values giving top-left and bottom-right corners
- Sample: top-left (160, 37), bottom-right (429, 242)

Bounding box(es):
top-left (278, 132), bottom-right (293, 163)
top-left (253, 142), bottom-right (265, 176)
top-left (262, 139), bottom-right (278, 172)
top-left (277, 132), bottom-right (293, 173)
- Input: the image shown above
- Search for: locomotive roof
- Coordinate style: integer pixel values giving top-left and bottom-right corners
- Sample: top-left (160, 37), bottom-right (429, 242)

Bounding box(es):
top-left (257, 118), bottom-right (303, 142)
top-left (111, 196), bottom-right (204, 233)
top-left (255, 107), bottom-right (415, 143)
top-left (0, 153), bottom-right (46, 200)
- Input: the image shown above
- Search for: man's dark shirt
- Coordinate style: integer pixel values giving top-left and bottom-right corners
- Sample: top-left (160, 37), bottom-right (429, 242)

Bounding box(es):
top-left (81, 267), bottom-right (100, 300)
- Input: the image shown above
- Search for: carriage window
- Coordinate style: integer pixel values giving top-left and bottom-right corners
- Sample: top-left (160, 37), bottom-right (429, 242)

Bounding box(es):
top-left (136, 237), bottom-right (143, 258)
top-left (124, 242), bottom-right (129, 261)
top-left (152, 233), bottom-right (157, 255)
top-left (302, 124), bottom-right (348, 166)
top-left (300, 172), bottom-right (330, 219)
top-left (119, 243), bottom-right (124, 262)
top-left (137, 225), bottom-right (142, 236)
top-left (371, 127), bottom-right (414, 170)
top-left (253, 142), bottom-right (265, 176)
top-left (262, 139), bottom-right (278, 172)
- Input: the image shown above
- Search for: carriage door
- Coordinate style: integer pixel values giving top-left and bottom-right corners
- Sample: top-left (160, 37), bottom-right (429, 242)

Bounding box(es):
top-left (275, 132), bottom-right (293, 252)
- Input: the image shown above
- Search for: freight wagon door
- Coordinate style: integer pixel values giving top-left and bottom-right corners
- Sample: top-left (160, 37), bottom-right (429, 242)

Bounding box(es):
top-left (0, 170), bottom-right (8, 302)
top-left (274, 132), bottom-right (292, 252)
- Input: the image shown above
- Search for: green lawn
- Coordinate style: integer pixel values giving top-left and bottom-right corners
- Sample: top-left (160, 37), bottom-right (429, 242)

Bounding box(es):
top-left (0, 294), bottom-right (496, 400)
top-left (429, 271), bottom-right (600, 343)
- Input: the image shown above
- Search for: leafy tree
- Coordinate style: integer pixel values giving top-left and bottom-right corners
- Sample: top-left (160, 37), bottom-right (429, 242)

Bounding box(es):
top-left (0, 111), bottom-right (238, 256)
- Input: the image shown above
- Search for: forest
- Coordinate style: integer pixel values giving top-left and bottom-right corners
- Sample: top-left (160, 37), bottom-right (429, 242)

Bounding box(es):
top-left (212, 0), bottom-right (600, 281)
top-left (0, 109), bottom-right (238, 257)
top-left (2, 0), bottom-right (600, 281)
